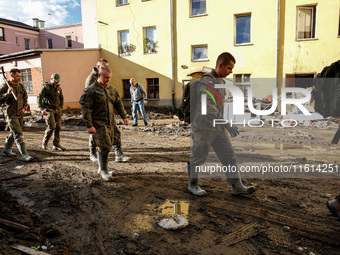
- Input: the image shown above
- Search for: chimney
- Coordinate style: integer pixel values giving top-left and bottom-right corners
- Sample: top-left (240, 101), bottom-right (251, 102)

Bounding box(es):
top-left (32, 18), bottom-right (39, 27)
top-left (38, 20), bottom-right (45, 28)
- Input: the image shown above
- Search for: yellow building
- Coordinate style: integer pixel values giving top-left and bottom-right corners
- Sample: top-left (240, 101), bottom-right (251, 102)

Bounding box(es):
top-left (81, 0), bottom-right (340, 107)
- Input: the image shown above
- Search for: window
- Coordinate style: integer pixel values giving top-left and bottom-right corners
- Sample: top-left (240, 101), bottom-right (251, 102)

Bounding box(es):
top-left (234, 74), bottom-right (251, 100)
top-left (66, 36), bottom-right (72, 48)
top-left (147, 78), bottom-right (159, 99)
top-left (235, 14), bottom-right (251, 45)
top-left (21, 69), bottom-right (33, 94)
top-left (118, 30), bottom-right (131, 56)
top-left (0, 27), bottom-right (5, 41)
top-left (190, 0), bottom-right (206, 17)
top-left (34, 40), bottom-right (38, 48)
top-left (117, 0), bottom-right (128, 6)
top-left (47, 38), bottom-right (53, 49)
top-left (123, 79), bottom-right (131, 99)
top-left (24, 39), bottom-right (31, 50)
top-left (192, 45), bottom-right (208, 61)
top-left (144, 27), bottom-right (157, 54)
top-left (296, 5), bottom-right (316, 40)
top-left (16, 37), bottom-right (19, 45)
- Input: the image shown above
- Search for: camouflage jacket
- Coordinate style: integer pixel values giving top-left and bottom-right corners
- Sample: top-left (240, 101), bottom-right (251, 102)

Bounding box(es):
top-left (0, 81), bottom-right (28, 117)
top-left (191, 70), bottom-right (226, 131)
top-left (79, 82), bottom-right (127, 129)
top-left (37, 82), bottom-right (64, 111)
top-left (85, 67), bottom-right (98, 88)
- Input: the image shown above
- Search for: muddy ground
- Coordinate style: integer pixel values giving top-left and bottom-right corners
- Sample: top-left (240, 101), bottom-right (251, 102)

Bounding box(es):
top-left (0, 111), bottom-right (340, 255)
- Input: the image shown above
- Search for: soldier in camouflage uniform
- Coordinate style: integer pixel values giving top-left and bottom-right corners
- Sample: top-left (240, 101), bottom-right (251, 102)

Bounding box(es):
top-left (85, 58), bottom-right (131, 163)
top-left (188, 52), bottom-right (256, 196)
top-left (0, 68), bottom-right (32, 161)
top-left (80, 66), bottom-right (129, 181)
top-left (37, 73), bottom-right (65, 151)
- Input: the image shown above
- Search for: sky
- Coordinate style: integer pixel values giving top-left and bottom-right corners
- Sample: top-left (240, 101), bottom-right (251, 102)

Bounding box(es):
top-left (0, 0), bottom-right (82, 28)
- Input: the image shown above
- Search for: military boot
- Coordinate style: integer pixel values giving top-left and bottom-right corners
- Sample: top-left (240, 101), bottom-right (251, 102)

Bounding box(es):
top-left (97, 152), bottom-right (113, 181)
top-left (89, 147), bottom-right (98, 163)
top-left (114, 145), bottom-right (131, 162)
top-left (187, 162), bottom-right (206, 196)
top-left (17, 142), bottom-right (33, 162)
top-left (327, 195), bottom-right (340, 221)
top-left (3, 137), bottom-right (16, 157)
top-left (226, 164), bottom-right (256, 196)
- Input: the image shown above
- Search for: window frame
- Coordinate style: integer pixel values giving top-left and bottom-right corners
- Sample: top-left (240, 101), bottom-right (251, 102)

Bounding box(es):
top-left (24, 38), bottom-right (31, 50)
top-left (143, 26), bottom-right (157, 54)
top-left (65, 35), bottom-right (72, 48)
top-left (235, 13), bottom-right (252, 45)
top-left (191, 44), bottom-right (208, 62)
top-left (146, 78), bottom-right (159, 99)
top-left (190, 0), bottom-right (207, 17)
top-left (47, 38), bottom-right (53, 49)
top-left (234, 74), bottom-right (251, 100)
top-left (296, 5), bottom-right (317, 40)
top-left (20, 68), bottom-right (33, 94)
top-left (122, 79), bottom-right (131, 99)
top-left (118, 30), bottom-right (131, 57)
top-left (0, 27), bottom-right (5, 41)
top-left (117, 0), bottom-right (129, 6)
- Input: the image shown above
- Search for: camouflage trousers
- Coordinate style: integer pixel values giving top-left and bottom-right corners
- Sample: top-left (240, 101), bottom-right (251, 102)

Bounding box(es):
top-left (89, 121), bottom-right (121, 149)
top-left (6, 115), bottom-right (24, 144)
top-left (43, 109), bottom-right (62, 146)
top-left (93, 125), bottom-right (114, 155)
top-left (190, 127), bottom-right (237, 167)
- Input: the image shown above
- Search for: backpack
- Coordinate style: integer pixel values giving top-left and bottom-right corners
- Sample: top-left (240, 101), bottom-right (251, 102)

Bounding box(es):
top-left (177, 78), bottom-right (201, 123)
top-left (177, 72), bottom-right (218, 123)
top-left (177, 81), bottom-right (191, 123)
top-left (313, 60), bottom-right (340, 117)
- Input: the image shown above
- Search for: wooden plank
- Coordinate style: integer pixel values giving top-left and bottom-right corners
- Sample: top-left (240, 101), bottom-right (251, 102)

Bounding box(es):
top-left (331, 128), bottom-right (340, 144)
top-left (11, 244), bottom-right (50, 255)
top-left (0, 218), bottom-right (29, 231)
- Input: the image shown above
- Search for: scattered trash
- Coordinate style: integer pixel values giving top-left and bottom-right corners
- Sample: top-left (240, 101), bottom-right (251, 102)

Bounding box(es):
top-left (131, 233), bottom-right (139, 239)
top-left (15, 165), bottom-right (24, 169)
top-left (287, 130), bottom-right (315, 140)
top-left (158, 214), bottom-right (189, 230)
top-left (283, 226), bottom-right (290, 230)
top-left (320, 194), bottom-right (333, 198)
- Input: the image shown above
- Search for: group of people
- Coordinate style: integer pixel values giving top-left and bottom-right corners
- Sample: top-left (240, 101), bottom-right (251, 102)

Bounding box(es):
top-left (0, 53), bottom-right (339, 222)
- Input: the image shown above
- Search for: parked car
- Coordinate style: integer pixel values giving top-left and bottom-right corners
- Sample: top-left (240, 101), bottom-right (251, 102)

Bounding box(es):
top-left (0, 104), bottom-right (32, 129)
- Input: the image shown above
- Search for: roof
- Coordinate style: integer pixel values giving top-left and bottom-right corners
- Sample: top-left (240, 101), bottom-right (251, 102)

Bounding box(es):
top-left (0, 48), bottom-right (101, 62)
top-left (41, 22), bottom-right (82, 30)
top-left (0, 18), bottom-right (39, 31)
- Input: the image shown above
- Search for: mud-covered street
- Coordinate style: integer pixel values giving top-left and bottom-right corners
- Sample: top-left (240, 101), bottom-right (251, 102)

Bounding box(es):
top-left (0, 112), bottom-right (340, 255)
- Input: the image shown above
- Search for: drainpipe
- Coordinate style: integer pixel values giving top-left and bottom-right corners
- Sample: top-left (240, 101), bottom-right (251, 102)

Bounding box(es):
top-left (170, 0), bottom-right (175, 111)
top-left (276, 0), bottom-right (280, 83)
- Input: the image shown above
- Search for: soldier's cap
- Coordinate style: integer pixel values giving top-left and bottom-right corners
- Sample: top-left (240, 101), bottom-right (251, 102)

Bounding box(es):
top-left (51, 73), bottom-right (60, 82)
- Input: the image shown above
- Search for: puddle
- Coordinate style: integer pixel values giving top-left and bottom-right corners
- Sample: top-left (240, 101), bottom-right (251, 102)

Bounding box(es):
top-left (155, 199), bottom-right (190, 218)
top-left (125, 199), bottom-right (191, 233)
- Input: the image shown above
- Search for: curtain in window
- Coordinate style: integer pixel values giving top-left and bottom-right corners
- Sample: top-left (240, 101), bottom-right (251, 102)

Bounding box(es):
top-left (146, 27), bottom-right (156, 42)
top-left (120, 31), bottom-right (129, 47)
top-left (192, 0), bottom-right (206, 16)
top-left (298, 8), bottom-right (313, 39)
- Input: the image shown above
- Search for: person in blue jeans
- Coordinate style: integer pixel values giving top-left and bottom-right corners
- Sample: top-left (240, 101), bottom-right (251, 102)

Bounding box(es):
top-left (130, 78), bottom-right (148, 126)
